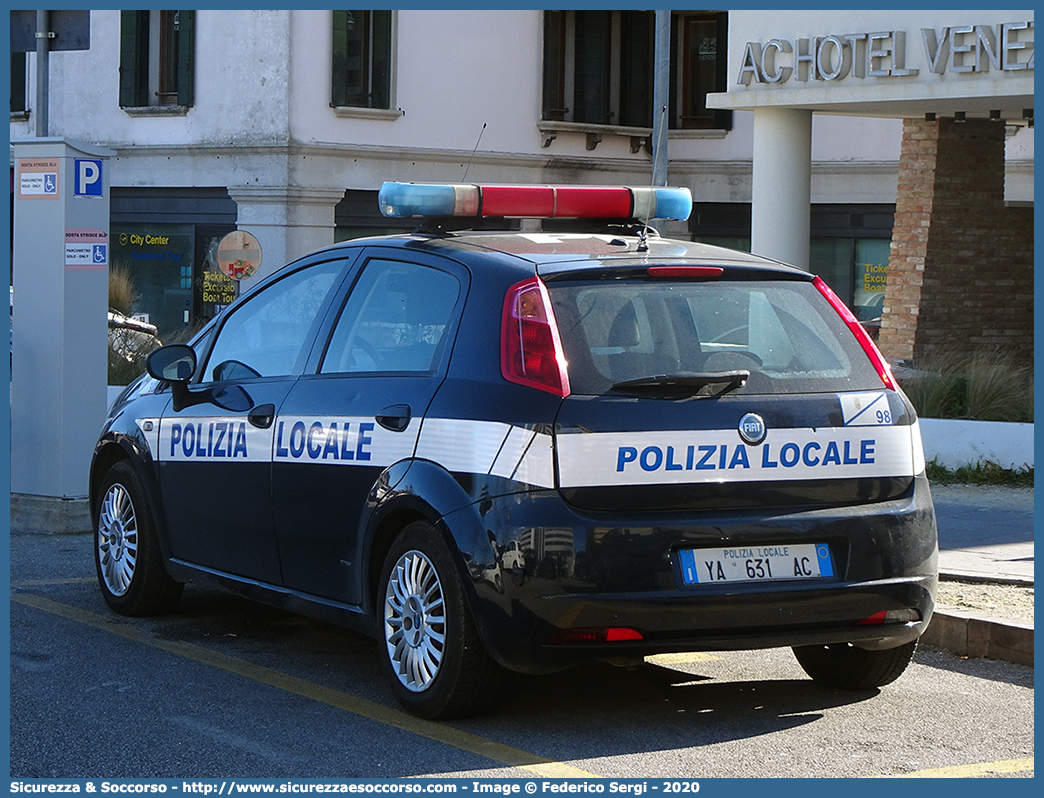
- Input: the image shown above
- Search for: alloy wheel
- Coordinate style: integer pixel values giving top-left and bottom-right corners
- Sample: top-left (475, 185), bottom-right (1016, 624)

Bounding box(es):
top-left (383, 549), bottom-right (447, 692)
top-left (97, 483), bottom-right (138, 597)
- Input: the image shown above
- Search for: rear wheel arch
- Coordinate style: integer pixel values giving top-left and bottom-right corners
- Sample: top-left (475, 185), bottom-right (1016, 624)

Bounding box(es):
top-left (376, 519), bottom-right (506, 718)
top-left (366, 506), bottom-right (431, 614)
top-left (361, 460), bottom-right (492, 612)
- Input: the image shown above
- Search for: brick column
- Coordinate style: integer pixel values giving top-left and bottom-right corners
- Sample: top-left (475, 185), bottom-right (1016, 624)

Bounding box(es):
top-left (878, 118), bottom-right (1033, 366)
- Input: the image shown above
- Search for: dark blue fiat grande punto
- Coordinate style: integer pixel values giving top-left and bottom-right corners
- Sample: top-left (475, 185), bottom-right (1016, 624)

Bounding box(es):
top-left (91, 183), bottom-right (937, 719)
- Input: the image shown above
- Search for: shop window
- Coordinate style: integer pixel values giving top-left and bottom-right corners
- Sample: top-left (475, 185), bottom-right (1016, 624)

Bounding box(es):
top-left (542, 10), bottom-right (730, 131)
top-left (119, 10), bottom-right (195, 109)
top-left (334, 189), bottom-right (420, 241)
top-left (331, 10), bottom-right (392, 110)
top-left (690, 203), bottom-right (894, 326)
top-left (11, 53), bottom-right (28, 116)
top-left (110, 223), bottom-right (196, 339)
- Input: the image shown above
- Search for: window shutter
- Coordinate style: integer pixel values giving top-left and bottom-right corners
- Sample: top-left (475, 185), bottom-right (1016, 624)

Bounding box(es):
top-left (541, 11), bottom-right (566, 121)
top-left (177, 10), bottom-right (195, 107)
top-left (713, 12), bottom-right (732, 131)
top-left (619, 11), bottom-right (653, 128)
top-left (573, 11), bottom-right (611, 125)
top-left (119, 10), bottom-right (149, 107)
top-left (371, 10), bottom-right (391, 109)
top-left (11, 53), bottom-right (27, 113)
top-left (331, 10), bottom-right (348, 107)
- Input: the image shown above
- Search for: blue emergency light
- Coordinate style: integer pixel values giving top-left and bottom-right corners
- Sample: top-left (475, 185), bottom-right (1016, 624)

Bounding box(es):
top-left (378, 182), bottom-right (692, 222)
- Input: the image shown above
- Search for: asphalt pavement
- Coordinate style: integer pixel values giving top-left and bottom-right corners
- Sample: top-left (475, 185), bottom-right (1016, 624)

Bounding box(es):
top-left (933, 483), bottom-right (1034, 583)
top-left (926, 482), bottom-right (1034, 666)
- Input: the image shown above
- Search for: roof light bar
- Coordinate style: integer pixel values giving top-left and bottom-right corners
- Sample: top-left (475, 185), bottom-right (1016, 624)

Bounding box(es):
top-left (379, 182), bottom-right (692, 221)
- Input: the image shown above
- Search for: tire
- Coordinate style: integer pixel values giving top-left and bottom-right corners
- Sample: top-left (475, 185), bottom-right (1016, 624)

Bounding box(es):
top-left (792, 639), bottom-right (918, 690)
top-left (378, 521), bottom-right (504, 719)
top-left (94, 460), bottom-right (183, 616)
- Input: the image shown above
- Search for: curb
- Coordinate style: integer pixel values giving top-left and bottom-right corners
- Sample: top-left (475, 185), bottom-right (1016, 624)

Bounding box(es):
top-left (938, 570), bottom-right (1034, 587)
top-left (922, 607), bottom-right (1034, 667)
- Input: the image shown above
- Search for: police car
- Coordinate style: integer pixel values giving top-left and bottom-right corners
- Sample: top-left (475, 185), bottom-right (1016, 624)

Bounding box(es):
top-left (91, 182), bottom-right (938, 719)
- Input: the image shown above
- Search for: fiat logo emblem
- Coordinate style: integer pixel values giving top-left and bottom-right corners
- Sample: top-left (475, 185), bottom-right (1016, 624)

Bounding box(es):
top-left (738, 413), bottom-right (767, 445)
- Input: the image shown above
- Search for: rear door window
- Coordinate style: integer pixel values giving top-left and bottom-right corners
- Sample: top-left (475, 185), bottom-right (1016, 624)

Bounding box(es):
top-left (548, 277), bottom-right (881, 395)
top-left (319, 258), bottom-right (460, 374)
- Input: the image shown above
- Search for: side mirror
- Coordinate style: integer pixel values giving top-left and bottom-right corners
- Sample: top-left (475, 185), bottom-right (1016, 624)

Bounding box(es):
top-left (147, 344), bottom-right (197, 383)
top-left (146, 344), bottom-right (199, 412)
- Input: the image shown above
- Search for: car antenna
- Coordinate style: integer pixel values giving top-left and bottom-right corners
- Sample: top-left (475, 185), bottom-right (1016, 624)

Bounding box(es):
top-left (462, 122), bottom-right (487, 182)
top-left (415, 124), bottom-right (488, 236)
top-left (638, 104), bottom-right (669, 253)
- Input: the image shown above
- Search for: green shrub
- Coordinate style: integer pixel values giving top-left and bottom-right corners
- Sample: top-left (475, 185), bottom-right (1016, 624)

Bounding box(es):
top-left (899, 349), bottom-right (1033, 423)
top-left (964, 350), bottom-right (1034, 423)
top-left (926, 458), bottom-right (1034, 487)
top-left (108, 264), bottom-right (138, 316)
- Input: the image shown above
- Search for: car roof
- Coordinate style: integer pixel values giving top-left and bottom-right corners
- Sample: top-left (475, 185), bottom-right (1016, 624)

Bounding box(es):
top-left (317, 230), bottom-right (809, 279)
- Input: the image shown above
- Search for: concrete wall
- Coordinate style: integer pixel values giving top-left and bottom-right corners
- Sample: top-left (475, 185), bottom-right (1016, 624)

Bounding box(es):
top-left (920, 418), bottom-right (1034, 470)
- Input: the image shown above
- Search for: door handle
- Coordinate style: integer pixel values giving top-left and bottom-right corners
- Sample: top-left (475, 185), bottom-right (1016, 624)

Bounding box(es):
top-left (376, 404), bottom-right (411, 432)
top-left (248, 403), bottom-right (276, 429)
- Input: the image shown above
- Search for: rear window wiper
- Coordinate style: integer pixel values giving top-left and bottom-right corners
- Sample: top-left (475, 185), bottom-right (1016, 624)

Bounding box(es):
top-left (610, 370), bottom-right (749, 398)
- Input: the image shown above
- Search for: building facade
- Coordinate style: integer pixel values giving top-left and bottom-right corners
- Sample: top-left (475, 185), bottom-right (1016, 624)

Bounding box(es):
top-left (10, 9), bottom-right (1034, 362)
top-left (707, 9), bottom-right (1034, 364)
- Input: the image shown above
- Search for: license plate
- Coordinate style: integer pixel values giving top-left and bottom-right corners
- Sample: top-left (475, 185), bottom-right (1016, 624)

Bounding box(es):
top-left (679, 543), bottom-right (833, 585)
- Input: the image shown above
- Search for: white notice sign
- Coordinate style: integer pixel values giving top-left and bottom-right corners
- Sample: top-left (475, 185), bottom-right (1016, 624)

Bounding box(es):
top-left (65, 229), bottom-right (109, 270)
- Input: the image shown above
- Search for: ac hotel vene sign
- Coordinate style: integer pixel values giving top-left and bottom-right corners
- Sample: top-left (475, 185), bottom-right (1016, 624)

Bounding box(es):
top-left (737, 20), bottom-right (1033, 84)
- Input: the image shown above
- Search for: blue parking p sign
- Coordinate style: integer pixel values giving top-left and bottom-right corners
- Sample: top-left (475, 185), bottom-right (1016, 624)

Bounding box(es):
top-left (74, 159), bottom-right (103, 197)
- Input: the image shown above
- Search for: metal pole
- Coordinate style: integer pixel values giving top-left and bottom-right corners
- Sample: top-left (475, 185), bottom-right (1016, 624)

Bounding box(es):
top-left (651, 9), bottom-right (670, 188)
top-left (35, 9), bottom-right (50, 137)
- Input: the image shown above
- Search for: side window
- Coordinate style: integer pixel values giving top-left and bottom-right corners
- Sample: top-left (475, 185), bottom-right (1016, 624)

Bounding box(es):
top-left (201, 261), bottom-right (342, 382)
top-left (673, 12), bottom-right (731, 131)
top-left (331, 10), bottom-right (393, 110)
top-left (320, 259), bottom-right (460, 374)
top-left (11, 53), bottom-right (28, 116)
top-left (119, 10), bottom-right (195, 109)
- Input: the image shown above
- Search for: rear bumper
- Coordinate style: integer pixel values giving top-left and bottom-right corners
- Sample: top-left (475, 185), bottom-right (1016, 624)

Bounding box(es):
top-left (442, 475), bottom-right (938, 674)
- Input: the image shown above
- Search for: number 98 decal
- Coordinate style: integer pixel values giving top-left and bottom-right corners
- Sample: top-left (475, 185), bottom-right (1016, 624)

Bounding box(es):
top-left (840, 392), bottom-right (895, 427)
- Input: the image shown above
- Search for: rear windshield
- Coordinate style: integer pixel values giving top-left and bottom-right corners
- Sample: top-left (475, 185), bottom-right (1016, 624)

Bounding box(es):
top-left (547, 277), bottom-right (882, 396)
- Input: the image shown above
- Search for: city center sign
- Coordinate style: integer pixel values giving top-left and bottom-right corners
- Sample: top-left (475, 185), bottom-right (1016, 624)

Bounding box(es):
top-left (737, 20), bottom-right (1033, 85)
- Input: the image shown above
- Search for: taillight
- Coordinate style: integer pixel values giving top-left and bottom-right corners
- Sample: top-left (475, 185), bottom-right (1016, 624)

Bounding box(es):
top-left (501, 276), bottom-right (571, 397)
top-left (813, 276), bottom-right (897, 390)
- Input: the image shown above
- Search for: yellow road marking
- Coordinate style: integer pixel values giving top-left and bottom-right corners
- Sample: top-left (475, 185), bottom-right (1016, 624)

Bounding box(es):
top-left (10, 577), bottom-right (96, 588)
top-left (14, 590), bottom-right (1030, 780)
top-left (11, 592), bottom-right (597, 778)
top-left (869, 758), bottom-right (1034, 778)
